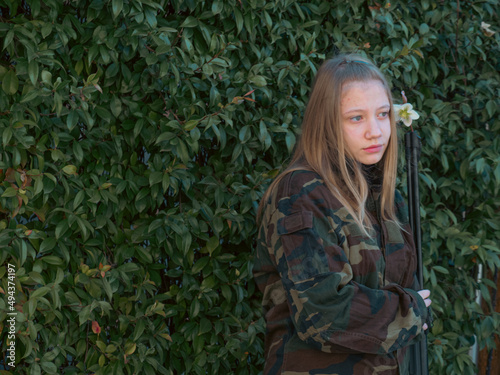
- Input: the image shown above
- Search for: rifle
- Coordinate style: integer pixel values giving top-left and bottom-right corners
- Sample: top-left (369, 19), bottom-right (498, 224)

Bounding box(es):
top-left (405, 130), bottom-right (429, 375)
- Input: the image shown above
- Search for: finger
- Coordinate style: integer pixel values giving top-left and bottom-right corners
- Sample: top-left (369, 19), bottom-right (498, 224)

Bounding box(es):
top-left (425, 298), bottom-right (432, 307)
top-left (418, 289), bottom-right (430, 298)
top-left (423, 323), bottom-right (428, 331)
top-left (418, 289), bottom-right (430, 299)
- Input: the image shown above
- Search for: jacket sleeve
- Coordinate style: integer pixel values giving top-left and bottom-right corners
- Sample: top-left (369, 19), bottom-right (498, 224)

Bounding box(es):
top-left (271, 174), bottom-right (428, 355)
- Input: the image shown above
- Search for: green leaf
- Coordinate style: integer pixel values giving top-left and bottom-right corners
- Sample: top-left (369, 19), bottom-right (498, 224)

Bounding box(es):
top-left (29, 363), bottom-right (41, 375)
top-left (75, 59), bottom-right (83, 75)
top-left (419, 23), bottom-right (430, 34)
top-left (73, 141), bottom-right (84, 162)
top-left (62, 165), bottom-right (78, 175)
top-left (184, 120), bottom-right (199, 131)
top-left (133, 319), bottom-right (146, 341)
top-left (485, 100), bottom-right (496, 117)
top-left (148, 218), bottom-right (163, 233)
top-left (211, 1), bottom-right (223, 14)
top-left (476, 158), bottom-right (485, 174)
top-left (40, 237), bottom-right (57, 253)
top-left (41, 22), bottom-right (52, 38)
top-left (135, 187), bottom-right (150, 202)
top-left (0, 65), bottom-right (6, 80)
top-left (199, 318), bottom-right (212, 335)
top-left (41, 256), bottom-right (64, 265)
top-left (145, 8), bottom-right (157, 28)
top-left (192, 257), bottom-right (209, 273)
top-left (181, 16), bottom-right (198, 28)
top-left (40, 361), bottom-right (58, 374)
top-left (433, 266), bottom-right (449, 274)
top-left (110, 96), bottom-right (122, 117)
top-left (96, 106), bottom-right (112, 122)
top-left (30, 286), bottom-right (51, 299)
top-left (67, 110), bottom-right (78, 130)
top-left (112, 0), bottom-right (123, 18)
top-left (53, 92), bottom-right (63, 116)
top-left (1, 187), bottom-right (17, 197)
top-left (249, 75), bottom-right (267, 87)
top-left (190, 298), bottom-right (201, 318)
top-left (124, 342), bottom-right (136, 355)
top-left (221, 284), bottom-right (231, 302)
top-left (234, 8), bottom-right (243, 33)
top-left (206, 236), bottom-right (219, 255)
top-left (20, 89), bottom-right (40, 103)
top-left (54, 268), bottom-right (64, 284)
top-left (146, 171), bottom-right (162, 187)
top-left (2, 127), bottom-right (13, 146)
top-left (102, 277), bottom-right (113, 302)
top-left (28, 60), bottom-right (39, 86)
top-left (182, 232), bottom-right (192, 255)
top-left (177, 139), bottom-right (189, 164)
top-left (3, 29), bottom-right (14, 51)
top-left (119, 263), bottom-right (140, 273)
top-left (41, 70), bottom-right (52, 85)
top-left (342, 24), bottom-right (362, 33)
top-left (238, 125), bottom-right (251, 143)
top-left (55, 220), bottom-right (69, 240)
top-left (156, 132), bottom-right (177, 143)
top-left (2, 69), bottom-right (19, 95)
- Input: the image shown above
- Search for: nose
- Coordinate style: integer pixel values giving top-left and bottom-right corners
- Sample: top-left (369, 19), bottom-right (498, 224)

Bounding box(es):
top-left (366, 116), bottom-right (383, 139)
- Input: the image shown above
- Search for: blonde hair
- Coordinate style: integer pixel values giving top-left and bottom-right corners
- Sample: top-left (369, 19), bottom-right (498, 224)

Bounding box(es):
top-left (258, 54), bottom-right (400, 234)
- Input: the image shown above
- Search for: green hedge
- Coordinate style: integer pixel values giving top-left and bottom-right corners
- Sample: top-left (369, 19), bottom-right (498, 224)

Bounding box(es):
top-left (0, 0), bottom-right (499, 374)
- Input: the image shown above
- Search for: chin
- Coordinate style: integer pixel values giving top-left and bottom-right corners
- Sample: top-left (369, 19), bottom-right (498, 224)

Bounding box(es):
top-left (359, 155), bottom-right (383, 165)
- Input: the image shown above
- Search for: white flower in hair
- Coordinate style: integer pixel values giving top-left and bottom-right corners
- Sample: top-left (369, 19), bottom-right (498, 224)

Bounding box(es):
top-left (393, 103), bottom-right (420, 127)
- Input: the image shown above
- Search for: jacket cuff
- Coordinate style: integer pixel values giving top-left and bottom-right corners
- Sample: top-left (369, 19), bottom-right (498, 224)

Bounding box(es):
top-left (404, 288), bottom-right (429, 328)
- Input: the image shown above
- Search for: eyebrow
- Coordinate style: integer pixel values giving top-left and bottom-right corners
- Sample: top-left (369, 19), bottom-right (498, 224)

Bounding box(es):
top-left (343, 104), bottom-right (391, 115)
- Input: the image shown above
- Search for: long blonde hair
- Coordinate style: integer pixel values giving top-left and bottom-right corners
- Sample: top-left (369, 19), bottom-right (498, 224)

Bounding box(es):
top-left (258, 54), bottom-right (400, 233)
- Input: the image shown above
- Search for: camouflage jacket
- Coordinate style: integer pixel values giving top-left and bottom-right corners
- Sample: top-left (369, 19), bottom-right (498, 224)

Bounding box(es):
top-left (253, 170), bottom-right (428, 375)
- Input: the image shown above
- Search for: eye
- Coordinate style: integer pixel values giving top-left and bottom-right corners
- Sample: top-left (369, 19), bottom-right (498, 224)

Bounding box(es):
top-left (378, 111), bottom-right (389, 118)
top-left (350, 115), bottom-right (362, 122)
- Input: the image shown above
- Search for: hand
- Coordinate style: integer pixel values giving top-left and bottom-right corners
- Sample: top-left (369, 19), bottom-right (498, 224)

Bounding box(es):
top-left (417, 289), bottom-right (432, 330)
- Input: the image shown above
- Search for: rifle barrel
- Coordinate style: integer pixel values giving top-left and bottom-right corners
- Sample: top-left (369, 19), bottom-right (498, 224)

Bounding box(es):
top-left (405, 131), bottom-right (429, 375)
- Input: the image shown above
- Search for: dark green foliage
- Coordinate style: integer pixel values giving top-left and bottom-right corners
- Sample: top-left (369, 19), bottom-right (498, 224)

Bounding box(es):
top-left (0, 0), bottom-right (498, 374)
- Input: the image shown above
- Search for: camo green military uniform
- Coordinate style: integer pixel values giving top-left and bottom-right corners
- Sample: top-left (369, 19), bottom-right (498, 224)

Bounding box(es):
top-left (253, 170), bottom-right (428, 374)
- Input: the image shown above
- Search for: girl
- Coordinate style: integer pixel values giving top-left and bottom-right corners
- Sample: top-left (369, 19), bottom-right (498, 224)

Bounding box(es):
top-left (253, 54), bottom-right (431, 374)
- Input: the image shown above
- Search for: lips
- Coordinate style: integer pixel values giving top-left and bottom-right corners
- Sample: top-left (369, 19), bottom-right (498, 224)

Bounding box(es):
top-left (363, 144), bottom-right (384, 153)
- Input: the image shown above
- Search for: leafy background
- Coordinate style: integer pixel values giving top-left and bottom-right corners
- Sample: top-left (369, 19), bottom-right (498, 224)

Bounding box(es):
top-left (0, 0), bottom-right (499, 374)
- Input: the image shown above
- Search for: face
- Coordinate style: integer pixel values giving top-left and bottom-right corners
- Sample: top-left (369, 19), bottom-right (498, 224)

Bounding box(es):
top-left (340, 80), bottom-right (391, 165)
